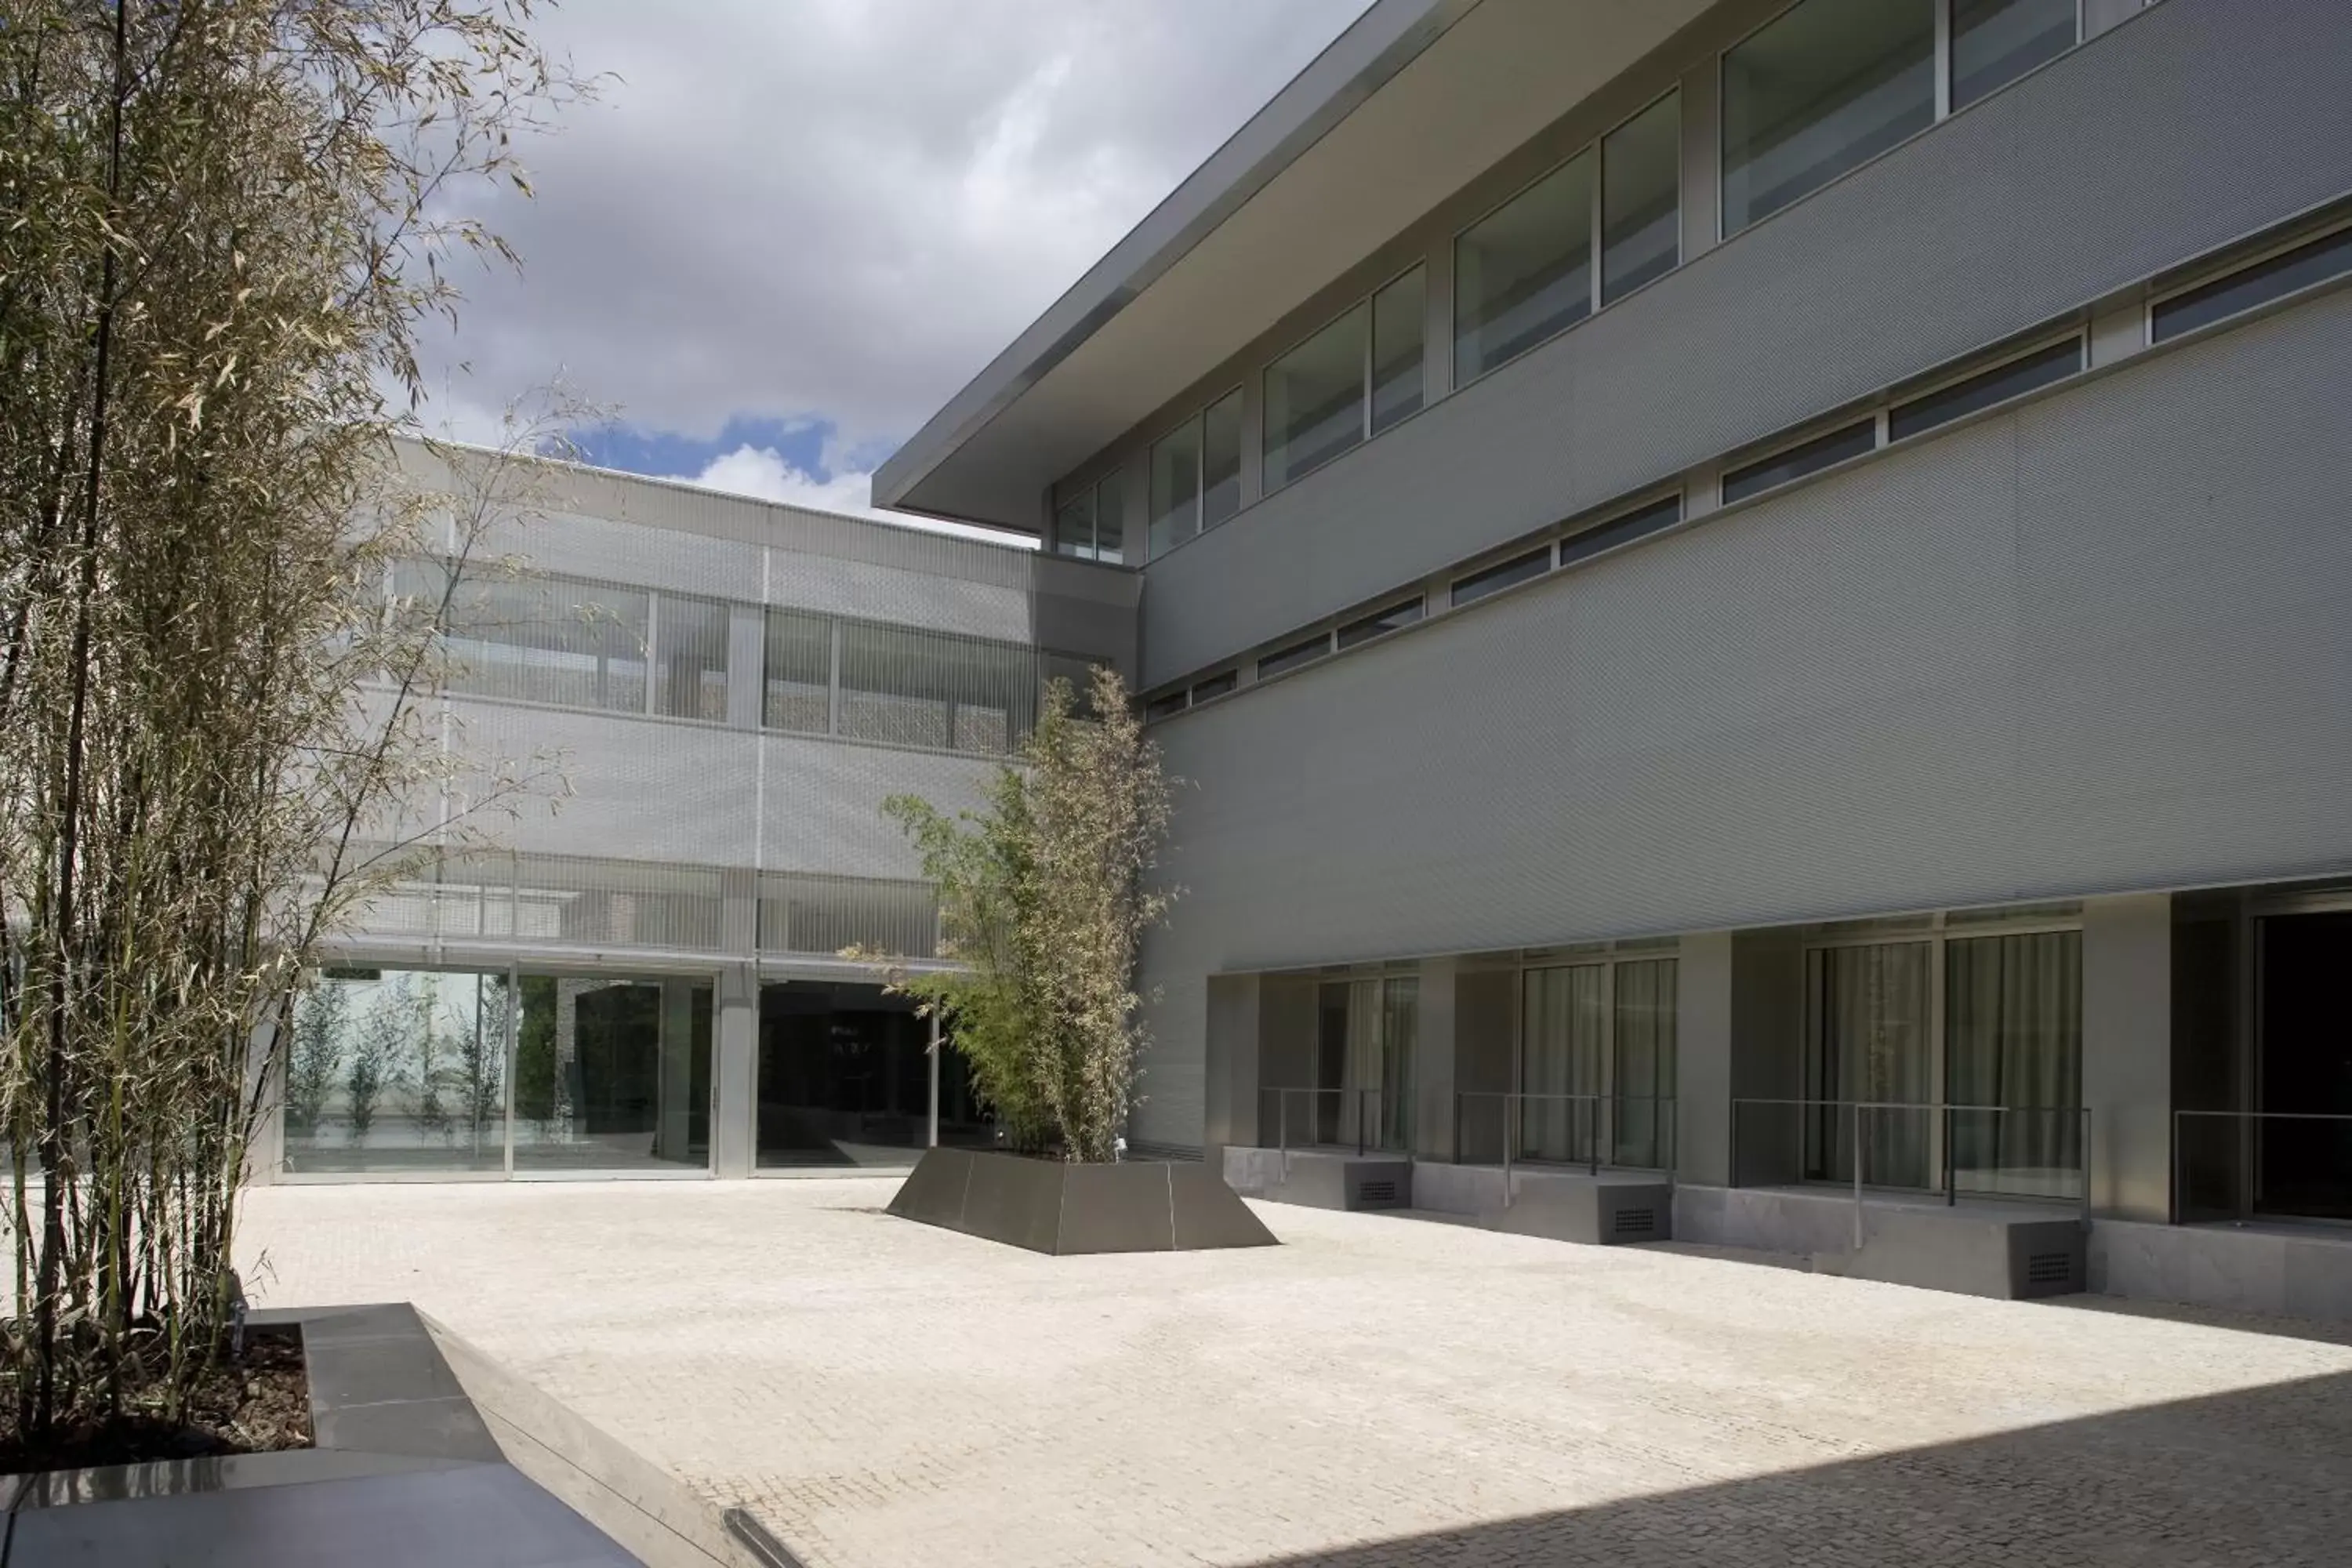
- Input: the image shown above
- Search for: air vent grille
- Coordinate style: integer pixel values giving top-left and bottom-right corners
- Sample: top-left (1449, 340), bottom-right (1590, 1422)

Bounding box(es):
top-left (2026, 1252), bottom-right (2074, 1286)
top-left (1613, 1208), bottom-right (1657, 1236)
top-left (1356, 1179), bottom-right (1399, 1206)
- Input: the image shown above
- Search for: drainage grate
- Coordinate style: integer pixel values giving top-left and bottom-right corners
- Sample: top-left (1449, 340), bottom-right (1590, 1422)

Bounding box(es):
top-left (1613, 1208), bottom-right (1657, 1236)
top-left (1356, 1179), bottom-right (1399, 1205)
top-left (2025, 1252), bottom-right (2075, 1286)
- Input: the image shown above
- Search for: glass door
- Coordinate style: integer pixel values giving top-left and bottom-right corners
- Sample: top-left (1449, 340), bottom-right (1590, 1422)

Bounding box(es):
top-left (1805, 942), bottom-right (1933, 1189)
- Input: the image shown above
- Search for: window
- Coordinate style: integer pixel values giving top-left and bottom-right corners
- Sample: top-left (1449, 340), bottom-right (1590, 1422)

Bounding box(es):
top-left (1148, 389), bottom-right (1245, 559)
top-left (1951, 0), bottom-right (2078, 111)
top-left (1559, 494), bottom-right (1683, 568)
top-left (1336, 597), bottom-right (1425, 651)
top-left (1450, 547), bottom-right (1549, 608)
top-left (418, 567), bottom-right (649, 713)
top-left (1202, 390), bottom-right (1243, 532)
top-left (1051, 469), bottom-right (1130, 564)
top-left (837, 625), bottom-right (1036, 753)
top-left (1265, 304), bottom-right (1367, 490)
top-left (1722, 0), bottom-right (1935, 235)
top-left (1602, 91), bottom-right (1680, 305)
top-left (1265, 267), bottom-right (1426, 492)
top-left (653, 593), bottom-right (730, 721)
top-left (1191, 670), bottom-right (1236, 703)
top-left (1721, 419), bottom-right (1876, 504)
top-left (1888, 337), bottom-right (2081, 442)
top-left (763, 608), bottom-right (832, 734)
top-left (1258, 633), bottom-right (1330, 681)
top-left (1457, 151), bottom-right (1592, 383)
top-left (2152, 225), bottom-right (2352, 343)
top-left (1946, 930), bottom-right (2081, 1197)
top-left (1370, 269), bottom-right (1425, 434)
top-left (1149, 419), bottom-right (1203, 560)
top-left (1143, 690), bottom-right (1189, 723)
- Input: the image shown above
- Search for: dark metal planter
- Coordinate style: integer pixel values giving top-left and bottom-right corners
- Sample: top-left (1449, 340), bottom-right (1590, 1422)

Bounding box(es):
top-left (888, 1146), bottom-right (1279, 1255)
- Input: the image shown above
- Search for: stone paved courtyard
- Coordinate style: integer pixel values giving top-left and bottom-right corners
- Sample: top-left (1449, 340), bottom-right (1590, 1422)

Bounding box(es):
top-left (238, 1178), bottom-right (2352, 1567)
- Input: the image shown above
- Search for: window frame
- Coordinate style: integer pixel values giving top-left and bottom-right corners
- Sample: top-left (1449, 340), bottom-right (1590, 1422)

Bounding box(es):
top-left (1261, 260), bottom-right (1428, 497)
top-left (1600, 86), bottom-right (1686, 310)
top-left (2146, 216), bottom-right (2352, 347)
top-left (1885, 331), bottom-right (2084, 444)
top-left (1145, 383), bottom-right (1246, 561)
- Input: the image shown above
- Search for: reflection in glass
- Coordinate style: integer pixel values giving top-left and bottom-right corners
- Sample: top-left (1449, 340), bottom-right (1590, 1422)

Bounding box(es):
top-left (654, 593), bottom-right (731, 720)
top-left (1265, 306), bottom-right (1367, 490)
top-left (1202, 390), bottom-right (1243, 531)
top-left (1456, 151), bottom-right (1592, 384)
top-left (1946, 931), bottom-right (2082, 1197)
top-left (1951, 0), bottom-right (2077, 111)
top-left (1722, 0), bottom-right (1934, 234)
top-left (1613, 958), bottom-right (1678, 1169)
top-left (1149, 417), bottom-right (1203, 560)
top-left (1093, 468), bottom-right (1131, 565)
top-left (763, 608), bottom-right (832, 733)
top-left (1053, 488), bottom-right (1097, 561)
top-left (513, 975), bottom-right (711, 1171)
top-left (1370, 267), bottom-right (1426, 434)
top-left (411, 566), bottom-right (649, 713)
top-left (757, 982), bottom-right (976, 1165)
top-left (282, 968), bottom-right (510, 1174)
top-left (1602, 91), bottom-right (1681, 304)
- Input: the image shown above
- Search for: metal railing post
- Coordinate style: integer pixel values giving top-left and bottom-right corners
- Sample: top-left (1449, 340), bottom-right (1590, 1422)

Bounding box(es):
top-left (1279, 1092), bottom-right (1289, 1181)
top-left (1357, 1088), bottom-right (1367, 1158)
top-left (1503, 1092), bottom-right (1515, 1210)
top-left (2082, 1106), bottom-right (2094, 1229)
top-left (1588, 1095), bottom-right (1599, 1178)
top-left (1852, 1102), bottom-right (1865, 1252)
top-left (1944, 1103), bottom-right (1955, 1207)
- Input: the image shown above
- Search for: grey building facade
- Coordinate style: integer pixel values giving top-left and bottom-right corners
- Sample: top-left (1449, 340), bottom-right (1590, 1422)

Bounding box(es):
top-left (879, 0), bottom-right (2352, 1316)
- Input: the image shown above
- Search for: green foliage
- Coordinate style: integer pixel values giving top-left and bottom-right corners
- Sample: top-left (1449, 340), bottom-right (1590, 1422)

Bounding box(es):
top-left (285, 985), bottom-right (347, 1142)
top-left (873, 665), bottom-right (1177, 1162)
top-left (514, 974), bottom-right (559, 1124)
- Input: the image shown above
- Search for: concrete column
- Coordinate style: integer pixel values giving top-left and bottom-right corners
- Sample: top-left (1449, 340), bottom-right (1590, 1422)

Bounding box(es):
top-left (1414, 959), bottom-right (1461, 1163)
top-left (711, 963), bottom-right (759, 1178)
top-left (655, 978), bottom-right (696, 1163)
top-left (1203, 973), bottom-right (1263, 1163)
top-left (1677, 932), bottom-right (1736, 1185)
top-left (2083, 892), bottom-right (2172, 1221)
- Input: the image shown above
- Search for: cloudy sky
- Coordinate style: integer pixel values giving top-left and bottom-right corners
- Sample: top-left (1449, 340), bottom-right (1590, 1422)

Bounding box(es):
top-left (425, 0), bottom-right (1376, 529)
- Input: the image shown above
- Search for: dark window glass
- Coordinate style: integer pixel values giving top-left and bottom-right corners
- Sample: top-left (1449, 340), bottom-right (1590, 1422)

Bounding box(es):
top-left (1191, 671), bottom-right (1236, 703)
top-left (1143, 690), bottom-right (1189, 722)
top-left (1559, 495), bottom-right (1684, 568)
top-left (1202, 390), bottom-right (1244, 531)
top-left (1450, 547), bottom-right (1549, 608)
top-left (1258, 635), bottom-right (1330, 681)
top-left (1266, 307), bottom-right (1367, 489)
top-left (1370, 268), bottom-right (1427, 435)
top-left (2152, 227), bottom-right (2352, 343)
top-left (1149, 417), bottom-right (1202, 561)
top-left (1722, 420), bottom-right (1878, 505)
top-left (1456, 152), bottom-right (1592, 383)
top-left (653, 593), bottom-right (730, 721)
top-left (1094, 468), bottom-right (1131, 566)
top-left (1889, 339), bottom-right (2082, 442)
top-left (763, 609), bottom-right (832, 733)
top-left (1722, 0), bottom-right (1934, 234)
top-left (1053, 489), bottom-right (1095, 561)
top-left (1336, 597), bottom-right (1425, 651)
top-left (1602, 92), bottom-right (1681, 305)
top-left (1951, 0), bottom-right (2078, 111)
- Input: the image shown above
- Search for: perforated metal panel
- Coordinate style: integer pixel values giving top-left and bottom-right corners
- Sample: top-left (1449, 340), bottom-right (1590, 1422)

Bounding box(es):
top-left (1138, 0), bottom-right (2352, 686)
top-left (1131, 292), bottom-right (2352, 1148)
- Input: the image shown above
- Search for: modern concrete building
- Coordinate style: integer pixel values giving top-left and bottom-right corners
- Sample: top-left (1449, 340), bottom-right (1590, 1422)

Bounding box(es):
top-left (876, 0), bottom-right (2352, 1315)
top-left (264, 444), bottom-right (1136, 1181)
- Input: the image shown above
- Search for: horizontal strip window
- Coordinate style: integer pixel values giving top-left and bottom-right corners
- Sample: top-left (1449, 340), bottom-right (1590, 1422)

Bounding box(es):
top-left (1336, 597), bottom-right (1425, 652)
top-left (2152, 223), bottom-right (2352, 344)
top-left (1559, 495), bottom-right (1683, 569)
top-left (1143, 690), bottom-right (1189, 722)
top-left (1450, 547), bottom-right (1550, 608)
top-left (1191, 670), bottom-right (1236, 703)
top-left (1888, 336), bottom-right (2082, 443)
top-left (1721, 419), bottom-right (1877, 506)
top-left (1257, 633), bottom-right (1332, 681)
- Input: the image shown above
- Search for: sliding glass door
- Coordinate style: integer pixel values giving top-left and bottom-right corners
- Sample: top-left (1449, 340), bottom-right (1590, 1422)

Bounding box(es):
top-left (1805, 942), bottom-right (1933, 1188)
top-left (1946, 931), bottom-right (2081, 1197)
top-left (1518, 954), bottom-right (1679, 1169)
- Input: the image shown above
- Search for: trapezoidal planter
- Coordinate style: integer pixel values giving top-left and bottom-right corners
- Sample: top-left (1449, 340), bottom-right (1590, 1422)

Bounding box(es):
top-left (888, 1145), bottom-right (1279, 1254)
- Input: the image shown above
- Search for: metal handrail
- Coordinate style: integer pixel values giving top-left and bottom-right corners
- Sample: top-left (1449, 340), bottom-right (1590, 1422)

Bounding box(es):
top-left (1452, 1092), bottom-right (1679, 1207)
top-left (1730, 1098), bottom-right (2092, 1248)
top-left (1261, 1086), bottom-right (1388, 1177)
top-left (2171, 1109), bottom-right (2352, 1225)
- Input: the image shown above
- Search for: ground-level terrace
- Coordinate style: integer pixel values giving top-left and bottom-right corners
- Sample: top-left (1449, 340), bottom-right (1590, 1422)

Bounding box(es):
top-left (237, 1177), bottom-right (2352, 1568)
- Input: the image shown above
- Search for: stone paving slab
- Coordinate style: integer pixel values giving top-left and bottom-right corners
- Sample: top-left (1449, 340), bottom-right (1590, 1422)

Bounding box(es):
top-left (238, 1179), bottom-right (2352, 1567)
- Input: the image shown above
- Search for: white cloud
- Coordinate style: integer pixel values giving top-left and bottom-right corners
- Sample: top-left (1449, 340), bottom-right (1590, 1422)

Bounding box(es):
top-left (688, 444), bottom-right (1036, 549)
top-left (422, 0), bottom-right (1377, 461)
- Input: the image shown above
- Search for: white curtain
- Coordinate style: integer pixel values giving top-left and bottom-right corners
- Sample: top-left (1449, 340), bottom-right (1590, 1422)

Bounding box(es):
top-left (1807, 942), bottom-right (1933, 1188)
top-left (1337, 977), bottom-right (1415, 1152)
top-left (1612, 959), bottom-right (1678, 1169)
top-left (1520, 966), bottom-right (1603, 1162)
top-left (1946, 931), bottom-right (2082, 1196)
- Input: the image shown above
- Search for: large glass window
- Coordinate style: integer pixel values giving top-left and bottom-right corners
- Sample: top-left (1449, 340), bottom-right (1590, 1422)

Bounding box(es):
top-left (512, 975), bottom-right (711, 1172)
top-left (1951, 0), bottom-right (2078, 111)
top-left (1201, 390), bottom-right (1243, 531)
top-left (1093, 467), bottom-right (1131, 566)
top-left (1052, 488), bottom-right (1097, 562)
top-left (836, 624), bottom-right (1036, 753)
top-left (1149, 418), bottom-right (1204, 561)
top-left (1805, 941), bottom-right (1933, 1187)
top-left (757, 982), bottom-right (980, 1166)
top-left (282, 967), bottom-right (510, 1174)
top-left (1370, 269), bottom-right (1426, 434)
top-left (762, 608), bottom-right (832, 733)
top-left (413, 566), bottom-right (649, 713)
top-left (1602, 91), bottom-right (1681, 304)
top-left (1946, 931), bottom-right (2081, 1196)
top-left (653, 593), bottom-right (730, 721)
top-left (1456, 151), bottom-right (1592, 384)
top-left (1722, 0), bottom-right (1935, 235)
top-left (1265, 304), bottom-right (1368, 490)
top-left (1522, 965), bottom-right (1606, 1162)
top-left (1613, 957), bottom-right (1679, 1169)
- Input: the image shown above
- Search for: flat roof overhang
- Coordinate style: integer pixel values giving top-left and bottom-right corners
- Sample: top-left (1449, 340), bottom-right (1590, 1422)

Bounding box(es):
top-left (875, 0), bottom-right (1712, 534)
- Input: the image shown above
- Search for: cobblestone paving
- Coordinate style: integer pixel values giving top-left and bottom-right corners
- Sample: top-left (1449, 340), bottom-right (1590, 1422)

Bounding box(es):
top-left (240, 1180), bottom-right (2352, 1567)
